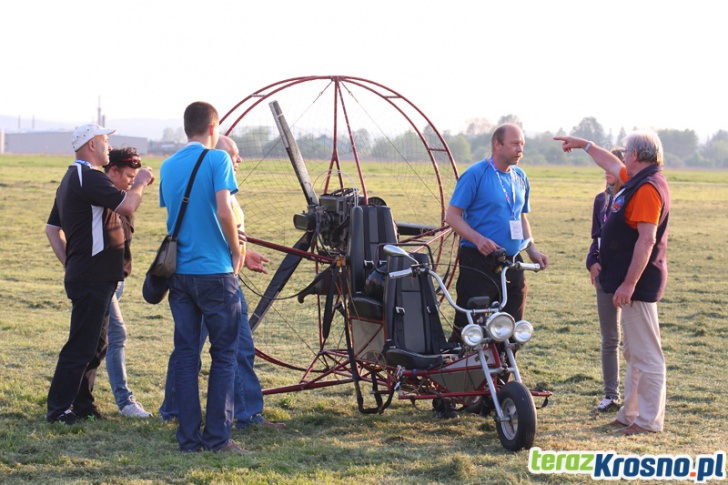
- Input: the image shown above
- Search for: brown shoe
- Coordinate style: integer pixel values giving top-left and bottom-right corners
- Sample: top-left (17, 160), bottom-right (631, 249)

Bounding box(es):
top-left (607, 419), bottom-right (628, 428)
top-left (217, 440), bottom-right (248, 454)
top-left (258, 418), bottom-right (286, 429)
top-left (239, 414), bottom-right (286, 430)
top-left (620, 423), bottom-right (653, 435)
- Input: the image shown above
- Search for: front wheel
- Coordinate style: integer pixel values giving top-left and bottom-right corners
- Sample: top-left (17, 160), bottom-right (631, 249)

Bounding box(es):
top-left (495, 381), bottom-right (537, 451)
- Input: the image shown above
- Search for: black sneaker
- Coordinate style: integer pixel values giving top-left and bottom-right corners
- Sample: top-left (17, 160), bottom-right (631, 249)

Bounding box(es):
top-left (76, 406), bottom-right (104, 421)
top-left (49, 409), bottom-right (78, 425)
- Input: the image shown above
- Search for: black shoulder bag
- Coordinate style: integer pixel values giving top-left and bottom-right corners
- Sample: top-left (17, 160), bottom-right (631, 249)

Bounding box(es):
top-left (143, 149), bottom-right (209, 303)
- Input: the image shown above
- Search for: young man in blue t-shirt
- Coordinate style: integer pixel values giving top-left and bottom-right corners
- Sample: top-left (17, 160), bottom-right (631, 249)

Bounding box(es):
top-left (159, 102), bottom-right (245, 454)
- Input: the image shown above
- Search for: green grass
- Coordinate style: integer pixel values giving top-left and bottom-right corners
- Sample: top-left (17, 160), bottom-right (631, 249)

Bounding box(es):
top-left (1, 155), bottom-right (727, 484)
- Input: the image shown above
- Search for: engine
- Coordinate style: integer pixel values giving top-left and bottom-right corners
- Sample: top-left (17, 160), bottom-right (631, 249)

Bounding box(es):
top-left (292, 188), bottom-right (362, 254)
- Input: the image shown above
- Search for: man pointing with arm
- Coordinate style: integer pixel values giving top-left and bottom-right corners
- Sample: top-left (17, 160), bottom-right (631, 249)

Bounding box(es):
top-left (555, 132), bottom-right (670, 435)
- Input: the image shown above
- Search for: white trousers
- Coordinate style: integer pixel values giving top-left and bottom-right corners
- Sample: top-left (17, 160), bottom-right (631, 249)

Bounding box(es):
top-left (616, 300), bottom-right (666, 432)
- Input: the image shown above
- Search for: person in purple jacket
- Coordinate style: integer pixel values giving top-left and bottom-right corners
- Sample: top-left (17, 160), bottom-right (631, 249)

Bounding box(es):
top-left (586, 149), bottom-right (624, 414)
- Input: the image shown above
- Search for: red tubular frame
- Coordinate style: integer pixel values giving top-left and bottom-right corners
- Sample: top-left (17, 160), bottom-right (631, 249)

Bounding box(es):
top-left (221, 76), bottom-right (460, 396)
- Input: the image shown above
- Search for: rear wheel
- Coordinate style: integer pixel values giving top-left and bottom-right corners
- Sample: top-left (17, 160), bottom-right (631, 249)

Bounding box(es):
top-left (495, 381), bottom-right (537, 451)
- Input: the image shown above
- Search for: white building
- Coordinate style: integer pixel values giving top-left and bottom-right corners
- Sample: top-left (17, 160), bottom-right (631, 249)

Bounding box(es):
top-left (1, 129), bottom-right (148, 155)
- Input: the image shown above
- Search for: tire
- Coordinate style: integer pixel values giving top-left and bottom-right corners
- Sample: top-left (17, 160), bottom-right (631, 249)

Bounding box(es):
top-left (495, 381), bottom-right (537, 451)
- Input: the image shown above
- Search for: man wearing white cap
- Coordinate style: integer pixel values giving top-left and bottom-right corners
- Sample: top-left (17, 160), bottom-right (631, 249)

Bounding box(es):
top-left (45, 124), bottom-right (154, 424)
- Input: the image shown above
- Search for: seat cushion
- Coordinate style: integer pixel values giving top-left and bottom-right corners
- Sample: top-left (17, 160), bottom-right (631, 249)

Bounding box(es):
top-left (349, 296), bottom-right (384, 320)
top-left (385, 347), bottom-right (443, 370)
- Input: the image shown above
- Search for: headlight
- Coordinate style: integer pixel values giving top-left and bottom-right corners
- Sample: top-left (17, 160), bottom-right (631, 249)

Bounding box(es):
top-left (513, 320), bottom-right (534, 343)
top-left (460, 323), bottom-right (484, 347)
top-left (485, 312), bottom-right (515, 342)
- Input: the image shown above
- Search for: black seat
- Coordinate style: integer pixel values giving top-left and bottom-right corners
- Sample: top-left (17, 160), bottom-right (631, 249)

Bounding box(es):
top-left (383, 252), bottom-right (449, 370)
top-left (347, 205), bottom-right (398, 295)
top-left (346, 205), bottom-right (398, 362)
top-left (347, 205), bottom-right (398, 320)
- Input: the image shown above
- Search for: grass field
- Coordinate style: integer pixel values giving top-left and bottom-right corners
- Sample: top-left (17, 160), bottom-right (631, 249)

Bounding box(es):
top-left (1, 155), bottom-right (727, 484)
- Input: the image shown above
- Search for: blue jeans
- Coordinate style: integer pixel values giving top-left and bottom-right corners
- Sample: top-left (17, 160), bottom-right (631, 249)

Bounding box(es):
top-left (106, 281), bottom-right (136, 410)
top-left (167, 273), bottom-right (241, 452)
top-left (233, 290), bottom-right (265, 426)
top-left (159, 288), bottom-right (265, 426)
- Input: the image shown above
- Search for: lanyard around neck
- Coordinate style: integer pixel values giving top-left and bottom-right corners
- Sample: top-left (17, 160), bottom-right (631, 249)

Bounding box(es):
top-left (489, 158), bottom-right (518, 220)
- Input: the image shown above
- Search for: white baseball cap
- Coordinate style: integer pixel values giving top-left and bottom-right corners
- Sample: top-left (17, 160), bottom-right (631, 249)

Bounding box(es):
top-left (71, 123), bottom-right (116, 152)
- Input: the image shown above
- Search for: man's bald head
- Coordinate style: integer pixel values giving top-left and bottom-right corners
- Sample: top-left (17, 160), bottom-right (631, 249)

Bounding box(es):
top-left (216, 134), bottom-right (235, 156)
top-left (216, 135), bottom-right (242, 172)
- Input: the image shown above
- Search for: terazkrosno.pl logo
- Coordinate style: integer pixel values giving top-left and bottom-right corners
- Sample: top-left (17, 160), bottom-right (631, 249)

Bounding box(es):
top-left (528, 448), bottom-right (726, 482)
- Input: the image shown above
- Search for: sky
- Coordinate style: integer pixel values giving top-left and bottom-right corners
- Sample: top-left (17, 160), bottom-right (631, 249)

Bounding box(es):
top-left (2, 0), bottom-right (727, 142)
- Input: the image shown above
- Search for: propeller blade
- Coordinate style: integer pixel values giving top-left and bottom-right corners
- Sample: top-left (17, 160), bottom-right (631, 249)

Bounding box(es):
top-left (396, 221), bottom-right (437, 236)
top-left (269, 100), bottom-right (319, 206)
top-left (248, 231), bottom-right (313, 332)
top-left (320, 266), bottom-right (339, 341)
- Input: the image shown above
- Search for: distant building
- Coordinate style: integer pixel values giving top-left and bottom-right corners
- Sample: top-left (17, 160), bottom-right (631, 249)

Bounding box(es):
top-left (148, 140), bottom-right (185, 156)
top-left (1, 130), bottom-right (148, 155)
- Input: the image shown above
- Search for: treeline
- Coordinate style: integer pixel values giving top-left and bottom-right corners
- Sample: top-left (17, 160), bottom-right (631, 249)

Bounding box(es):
top-left (444, 115), bottom-right (728, 168)
top-left (163, 115), bottom-right (728, 168)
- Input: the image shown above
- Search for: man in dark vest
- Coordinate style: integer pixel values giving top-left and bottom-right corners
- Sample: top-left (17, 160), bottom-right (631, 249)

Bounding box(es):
top-left (555, 132), bottom-right (670, 435)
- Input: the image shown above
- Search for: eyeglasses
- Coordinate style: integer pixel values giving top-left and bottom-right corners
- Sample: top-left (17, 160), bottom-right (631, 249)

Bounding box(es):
top-left (114, 156), bottom-right (142, 168)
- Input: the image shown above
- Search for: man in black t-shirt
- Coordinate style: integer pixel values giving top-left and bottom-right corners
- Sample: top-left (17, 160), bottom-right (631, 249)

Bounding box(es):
top-left (44, 124), bottom-right (154, 424)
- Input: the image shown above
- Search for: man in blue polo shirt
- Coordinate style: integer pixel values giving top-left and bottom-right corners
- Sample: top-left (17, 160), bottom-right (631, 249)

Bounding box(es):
top-left (446, 123), bottom-right (549, 344)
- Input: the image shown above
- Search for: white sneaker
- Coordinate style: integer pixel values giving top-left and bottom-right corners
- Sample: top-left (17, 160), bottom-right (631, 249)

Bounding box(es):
top-left (120, 401), bottom-right (153, 418)
top-left (593, 397), bottom-right (621, 413)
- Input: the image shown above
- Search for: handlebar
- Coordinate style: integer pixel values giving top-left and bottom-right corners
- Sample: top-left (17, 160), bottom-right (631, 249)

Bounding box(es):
top-left (387, 259), bottom-right (540, 281)
top-left (512, 261), bottom-right (541, 272)
top-left (386, 255), bottom-right (541, 321)
top-left (387, 268), bottom-right (416, 279)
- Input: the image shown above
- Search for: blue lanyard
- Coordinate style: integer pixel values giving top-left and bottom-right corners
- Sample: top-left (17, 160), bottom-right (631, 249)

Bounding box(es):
top-left (75, 160), bottom-right (93, 169)
top-left (489, 158), bottom-right (518, 220)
